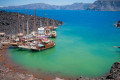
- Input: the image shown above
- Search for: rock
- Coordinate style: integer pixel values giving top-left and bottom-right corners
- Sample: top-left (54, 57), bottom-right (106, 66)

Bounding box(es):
top-left (0, 10), bottom-right (63, 34)
top-left (116, 21), bottom-right (120, 27)
top-left (106, 62), bottom-right (120, 80)
top-left (87, 0), bottom-right (120, 11)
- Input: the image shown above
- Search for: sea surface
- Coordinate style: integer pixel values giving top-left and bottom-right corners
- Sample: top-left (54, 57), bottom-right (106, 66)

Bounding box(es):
top-left (5, 10), bottom-right (120, 77)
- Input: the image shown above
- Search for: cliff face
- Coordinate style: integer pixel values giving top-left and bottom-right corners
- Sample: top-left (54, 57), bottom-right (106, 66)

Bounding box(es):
top-left (87, 0), bottom-right (120, 11)
top-left (0, 11), bottom-right (63, 34)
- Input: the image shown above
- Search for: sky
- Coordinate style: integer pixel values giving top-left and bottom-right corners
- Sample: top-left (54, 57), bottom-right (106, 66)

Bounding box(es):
top-left (0, 0), bottom-right (96, 7)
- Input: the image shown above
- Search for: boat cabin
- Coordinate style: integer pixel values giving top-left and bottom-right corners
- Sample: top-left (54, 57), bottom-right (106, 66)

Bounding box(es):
top-left (38, 27), bottom-right (45, 35)
top-left (18, 33), bottom-right (23, 37)
top-left (45, 28), bottom-right (50, 34)
top-left (0, 33), bottom-right (5, 37)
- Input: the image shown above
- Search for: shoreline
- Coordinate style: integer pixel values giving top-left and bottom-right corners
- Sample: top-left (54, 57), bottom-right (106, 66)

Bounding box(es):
top-left (0, 47), bottom-right (74, 80)
top-left (0, 48), bottom-right (120, 80)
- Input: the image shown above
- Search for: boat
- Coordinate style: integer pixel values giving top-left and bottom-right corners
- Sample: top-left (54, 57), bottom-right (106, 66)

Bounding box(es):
top-left (14, 10), bottom-right (55, 51)
top-left (0, 43), bottom-right (3, 49)
top-left (0, 33), bottom-right (10, 46)
top-left (18, 37), bottom-right (55, 51)
top-left (10, 13), bottom-right (24, 47)
top-left (0, 33), bottom-right (5, 37)
top-left (1, 41), bottom-right (10, 46)
top-left (30, 38), bottom-right (55, 51)
top-left (51, 31), bottom-right (56, 38)
top-left (18, 42), bottom-right (31, 50)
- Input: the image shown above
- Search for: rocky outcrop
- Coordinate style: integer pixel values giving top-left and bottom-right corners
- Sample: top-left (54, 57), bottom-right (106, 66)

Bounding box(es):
top-left (87, 0), bottom-right (120, 11)
top-left (116, 21), bottom-right (120, 27)
top-left (0, 10), bottom-right (63, 34)
top-left (106, 62), bottom-right (120, 80)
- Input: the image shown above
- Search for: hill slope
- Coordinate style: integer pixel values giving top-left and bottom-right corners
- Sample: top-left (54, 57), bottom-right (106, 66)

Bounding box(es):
top-left (0, 3), bottom-right (91, 10)
top-left (0, 11), bottom-right (63, 34)
top-left (87, 0), bottom-right (120, 11)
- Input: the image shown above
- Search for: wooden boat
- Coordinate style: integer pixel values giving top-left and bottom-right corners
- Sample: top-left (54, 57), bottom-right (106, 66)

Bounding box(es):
top-left (10, 13), bottom-right (24, 48)
top-left (19, 38), bottom-right (55, 51)
top-left (0, 33), bottom-right (5, 37)
top-left (1, 41), bottom-right (10, 46)
top-left (51, 31), bottom-right (56, 38)
top-left (0, 43), bottom-right (3, 49)
top-left (45, 28), bottom-right (51, 36)
top-left (0, 33), bottom-right (10, 46)
top-left (30, 39), bottom-right (55, 51)
top-left (10, 42), bottom-right (18, 47)
top-left (16, 10), bottom-right (55, 51)
top-left (18, 45), bottom-right (31, 50)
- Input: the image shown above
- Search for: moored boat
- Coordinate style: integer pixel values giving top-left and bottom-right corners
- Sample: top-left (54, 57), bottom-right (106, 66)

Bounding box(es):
top-left (51, 31), bottom-right (57, 38)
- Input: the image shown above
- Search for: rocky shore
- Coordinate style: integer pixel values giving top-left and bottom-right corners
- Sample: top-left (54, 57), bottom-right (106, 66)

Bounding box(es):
top-left (0, 10), bottom-right (63, 34)
top-left (0, 47), bottom-right (120, 80)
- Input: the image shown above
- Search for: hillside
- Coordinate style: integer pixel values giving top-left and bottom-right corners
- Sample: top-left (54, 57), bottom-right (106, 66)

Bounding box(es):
top-left (87, 0), bottom-right (120, 11)
top-left (0, 11), bottom-right (63, 34)
top-left (0, 3), bottom-right (91, 10)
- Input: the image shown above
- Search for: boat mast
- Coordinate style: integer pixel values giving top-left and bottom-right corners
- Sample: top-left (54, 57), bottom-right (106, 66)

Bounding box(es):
top-left (40, 20), bottom-right (42, 27)
top-left (34, 9), bottom-right (37, 32)
top-left (27, 11), bottom-right (29, 35)
top-left (22, 16), bottom-right (24, 34)
top-left (53, 19), bottom-right (55, 30)
top-left (17, 13), bottom-right (20, 34)
top-left (47, 18), bottom-right (49, 29)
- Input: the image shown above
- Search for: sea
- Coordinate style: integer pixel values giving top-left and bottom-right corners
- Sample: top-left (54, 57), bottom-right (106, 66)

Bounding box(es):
top-left (4, 10), bottom-right (120, 77)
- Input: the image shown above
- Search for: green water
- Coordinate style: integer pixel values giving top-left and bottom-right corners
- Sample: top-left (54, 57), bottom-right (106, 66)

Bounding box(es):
top-left (8, 10), bottom-right (120, 77)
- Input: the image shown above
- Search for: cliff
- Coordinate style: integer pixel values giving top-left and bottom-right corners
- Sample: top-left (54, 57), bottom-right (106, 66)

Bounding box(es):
top-left (0, 11), bottom-right (63, 34)
top-left (87, 0), bottom-right (120, 11)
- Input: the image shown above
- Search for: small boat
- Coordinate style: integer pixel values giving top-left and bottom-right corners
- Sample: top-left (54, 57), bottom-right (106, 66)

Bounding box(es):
top-left (0, 33), bottom-right (10, 46)
top-left (51, 31), bottom-right (56, 38)
top-left (0, 43), bottom-right (3, 49)
top-left (10, 42), bottom-right (18, 47)
top-left (1, 41), bottom-right (10, 46)
top-left (19, 38), bottom-right (55, 51)
top-left (10, 37), bottom-right (20, 47)
top-left (0, 33), bottom-right (5, 37)
top-left (18, 45), bottom-right (31, 50)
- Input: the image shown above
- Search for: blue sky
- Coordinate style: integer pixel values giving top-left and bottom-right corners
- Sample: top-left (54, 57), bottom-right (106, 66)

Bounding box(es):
top-left (0, 0), bottom-right (96, 7)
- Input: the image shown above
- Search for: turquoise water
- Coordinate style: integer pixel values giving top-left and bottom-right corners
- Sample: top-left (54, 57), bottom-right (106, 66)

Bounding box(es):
top-left (6, 10), bottom-right (120, 77)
